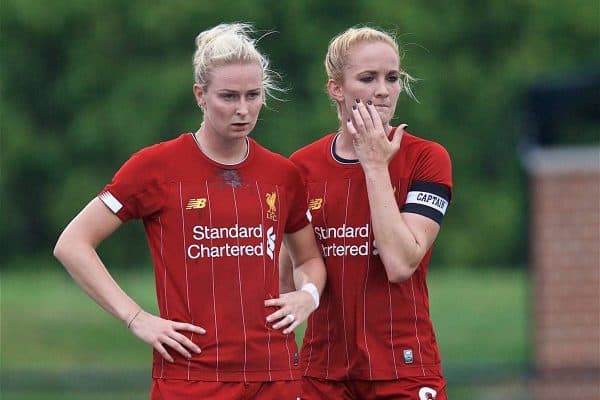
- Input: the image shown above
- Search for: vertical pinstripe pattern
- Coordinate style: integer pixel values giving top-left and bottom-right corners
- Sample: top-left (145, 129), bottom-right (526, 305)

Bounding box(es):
top-left (254, 181), bottom-right (272, 381)
top-left (272, 185), bottom-right (282, 286)
top-left (205, 181), bottom-right (220, 380)
top-left (387, 280), bottom-right (399, 378)
top-left (389, 178), bottom-right (401, 378)
top-left (178, 181), bottom-right (192, 380)
top-left (231, 186), bottom-right (248, 382)
top-left (304, 313), bottom-right (315, 376)
top-left (341, 179), bottom-right (351, 378)
top-left (272, 184), bottom-right (295, 380)
top-left (159, 216), bottom-right (166, 378)
top-left (362, 222), bottom-right (373, 379)
top-left (284, 325), bottom-right (294, 380)
top-left (323, 181), bottom-right (333, 379)
top-left (410, 277), bottom-right (426, 376)
top-left (325, 292), bottom-right (332, 379)
top-left (304, 180), bottom-right (327, 377)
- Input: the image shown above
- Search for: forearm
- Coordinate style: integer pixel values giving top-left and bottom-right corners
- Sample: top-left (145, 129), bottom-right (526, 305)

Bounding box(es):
top-left (294, 256), bottom-right (326, 295)
top-left (282, 225), bottom-right (327, 307)
top-left (363, 166), bottom-right (424, 281)
top-left (54, 237), bottom-right (140, 325)
top-left (278, 244), bottom-right (296, 294)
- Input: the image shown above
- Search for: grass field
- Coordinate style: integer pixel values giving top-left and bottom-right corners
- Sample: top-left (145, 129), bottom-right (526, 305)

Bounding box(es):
top-left (1, 261), bottom-right (530, 399)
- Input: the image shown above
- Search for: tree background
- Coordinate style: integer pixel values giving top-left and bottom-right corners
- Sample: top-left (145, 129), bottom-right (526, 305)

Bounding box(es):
top-left (2, 0), bottom-right (598, 269)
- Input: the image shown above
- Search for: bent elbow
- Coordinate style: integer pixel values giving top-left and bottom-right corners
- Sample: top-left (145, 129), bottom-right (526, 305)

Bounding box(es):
top-left (383, 260), bottom-right (419, 283)
top-left (387, 269), bottom-right (413, 283)
top-left (53, 233), bottom-right (73, 264)
top-left (53, 237), bottom-right (66, 262)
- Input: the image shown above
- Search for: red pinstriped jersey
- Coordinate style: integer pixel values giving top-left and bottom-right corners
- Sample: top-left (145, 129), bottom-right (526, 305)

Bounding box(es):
top-left (99, 133), bottom-right (308, 382)
top-left (290, 128), bottom-right (453, 381)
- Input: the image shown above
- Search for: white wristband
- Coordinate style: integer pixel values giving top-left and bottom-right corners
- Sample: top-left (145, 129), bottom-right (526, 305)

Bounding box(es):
top-left (301, 283), bottom-right (320, 308)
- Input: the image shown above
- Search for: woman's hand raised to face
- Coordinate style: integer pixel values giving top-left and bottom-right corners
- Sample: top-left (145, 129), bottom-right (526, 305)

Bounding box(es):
top-left (346, 98), bottom-right (406, 170)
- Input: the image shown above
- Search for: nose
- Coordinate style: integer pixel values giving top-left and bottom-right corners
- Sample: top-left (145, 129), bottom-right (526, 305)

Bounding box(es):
top-left (236, 99), bottom-right (249, 116)
top-left (374, 77), bottom-right (389, 98)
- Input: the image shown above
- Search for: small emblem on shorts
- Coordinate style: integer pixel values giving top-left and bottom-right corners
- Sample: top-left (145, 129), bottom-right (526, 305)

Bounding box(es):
top-left (403, 349), bottom-right (414, 364)
top-left (418, 387), bottom-right (437, 399)
top-left (293, 351), bottom-right (299, 366)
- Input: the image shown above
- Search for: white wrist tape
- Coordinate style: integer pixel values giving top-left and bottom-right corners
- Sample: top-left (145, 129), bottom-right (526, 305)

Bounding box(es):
top-left (301, 283), bottom-right (320, 308)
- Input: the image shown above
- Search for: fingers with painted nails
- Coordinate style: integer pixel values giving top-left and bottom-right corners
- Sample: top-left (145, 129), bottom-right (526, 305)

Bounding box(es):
top-left (346, 98), bottom-right (407, 167)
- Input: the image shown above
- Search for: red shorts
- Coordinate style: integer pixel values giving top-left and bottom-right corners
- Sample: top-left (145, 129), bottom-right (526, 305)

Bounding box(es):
top-left (151, 379), bottom-right (301, 400)
top-left (301, 375), bottom-right (447, 400)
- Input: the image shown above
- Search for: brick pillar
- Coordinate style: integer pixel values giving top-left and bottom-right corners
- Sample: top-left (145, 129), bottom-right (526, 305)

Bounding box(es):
top-left (526, 147), bottom-right (600, 400)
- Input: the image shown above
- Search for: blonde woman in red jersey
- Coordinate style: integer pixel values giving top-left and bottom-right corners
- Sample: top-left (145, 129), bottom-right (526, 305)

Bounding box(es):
top-left (280, 26), bottom-right (452, 399)
top-left (54, 23), bottom-right (325, 400)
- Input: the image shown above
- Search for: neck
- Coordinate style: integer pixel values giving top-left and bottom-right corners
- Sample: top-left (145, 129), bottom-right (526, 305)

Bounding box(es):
top-left (194, 127), bottom-right (249, 165)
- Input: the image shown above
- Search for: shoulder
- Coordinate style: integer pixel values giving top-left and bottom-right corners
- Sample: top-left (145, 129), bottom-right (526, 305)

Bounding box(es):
top-left (115, 134), bottom-right (190, 179)
top-left (401, 131), bottom-right (450, 160)
top-left (289, 133), bottom-right (335, 164)
top-left (252, 138), bottom-right (293, 166)
top-left (399, 130), bottom-right (453, 189)
top-left (250, 139), bottom-right (302, 178)
top-left (134, 133), bottom-right (189, 159)
top-left (397, 131), bottom-right (452, 174)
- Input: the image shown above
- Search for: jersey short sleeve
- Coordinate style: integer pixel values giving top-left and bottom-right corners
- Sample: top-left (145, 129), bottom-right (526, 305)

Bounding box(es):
top-left (99, 148), bottom-right (168, 221)
top-left (284, 165), bottom-right (310, 234)
top-left (401, 142), bottom-right (453, 224)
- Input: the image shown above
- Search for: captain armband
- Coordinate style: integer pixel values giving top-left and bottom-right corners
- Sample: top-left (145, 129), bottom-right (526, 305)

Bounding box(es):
top-left (401, 181), bottom-right (451, 224)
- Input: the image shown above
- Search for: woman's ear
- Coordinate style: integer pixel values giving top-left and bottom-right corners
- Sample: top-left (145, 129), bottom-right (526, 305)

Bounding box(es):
top-left (193, 83), bottom-right (205, 109)
top-left (327, 79), bottom-right (344, 102)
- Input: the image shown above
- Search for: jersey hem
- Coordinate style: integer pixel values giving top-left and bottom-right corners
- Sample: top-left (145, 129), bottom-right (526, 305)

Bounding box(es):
top-left (153, 366), bottom-right (301, 382)
top-left (303, 364), bottom-right (444, 381)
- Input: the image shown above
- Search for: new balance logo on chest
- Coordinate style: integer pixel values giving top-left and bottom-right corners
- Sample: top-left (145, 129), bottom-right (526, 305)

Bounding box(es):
top-left (186, 198), bottom-right (207, 209)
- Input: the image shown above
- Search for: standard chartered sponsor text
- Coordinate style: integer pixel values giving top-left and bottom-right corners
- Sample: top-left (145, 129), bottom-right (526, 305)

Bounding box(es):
top-left (314, 223), bottom-right (372, 257)
top-left (187, 224), bottom-right (270, 259)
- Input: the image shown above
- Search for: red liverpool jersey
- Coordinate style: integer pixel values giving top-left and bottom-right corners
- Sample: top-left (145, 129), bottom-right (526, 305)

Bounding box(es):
top-left (290, 128), bottom-right (452, 381)
top-left (99, 133), bottom-right (308, 382)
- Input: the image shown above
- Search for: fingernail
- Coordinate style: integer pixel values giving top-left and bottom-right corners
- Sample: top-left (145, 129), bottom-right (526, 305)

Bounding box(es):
top-left (367, 100), bottom-right (372, 105)
top-left (352, 105), bottom-right (357, 110)
top-left (355, 98), bottom-right (360, 103)
top-left (347, 118), bottom-right (351, 123)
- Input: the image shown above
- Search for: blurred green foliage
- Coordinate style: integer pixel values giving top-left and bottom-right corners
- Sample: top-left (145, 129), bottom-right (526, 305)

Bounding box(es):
top-left (2, 0), bottom-right (598, 267)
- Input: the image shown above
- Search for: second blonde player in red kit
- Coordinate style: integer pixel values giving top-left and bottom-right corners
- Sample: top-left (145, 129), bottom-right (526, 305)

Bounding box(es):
top-left (281, 26), bottom-right (452, 400)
